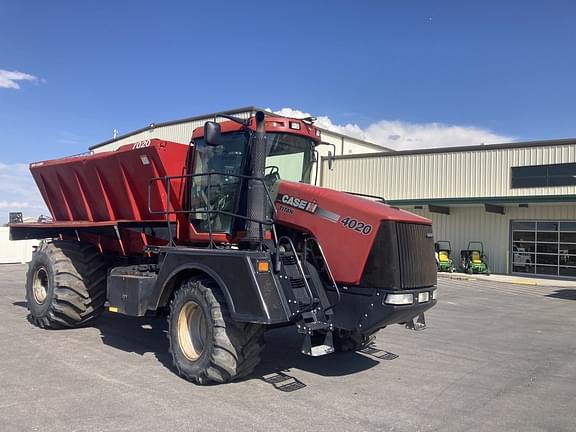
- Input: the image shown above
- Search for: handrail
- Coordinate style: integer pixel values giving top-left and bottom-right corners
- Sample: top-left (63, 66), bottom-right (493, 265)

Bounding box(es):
top-left (147, 171), bottom-right (278, 217)
top-left (146, 171), bottom-right (278, 248)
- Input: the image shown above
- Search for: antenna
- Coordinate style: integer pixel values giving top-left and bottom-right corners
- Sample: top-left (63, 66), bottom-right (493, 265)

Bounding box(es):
top-left (113, 129), bottom-right (118, 139)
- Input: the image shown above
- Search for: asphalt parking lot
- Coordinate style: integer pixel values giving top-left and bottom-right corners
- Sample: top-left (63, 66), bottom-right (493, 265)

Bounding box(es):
top-left (1, 264), bottom-right (575, 432)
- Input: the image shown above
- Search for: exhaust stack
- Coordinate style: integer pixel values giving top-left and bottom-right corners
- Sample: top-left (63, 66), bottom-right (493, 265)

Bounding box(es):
top-left (245, 111), bottom-right (269, 247)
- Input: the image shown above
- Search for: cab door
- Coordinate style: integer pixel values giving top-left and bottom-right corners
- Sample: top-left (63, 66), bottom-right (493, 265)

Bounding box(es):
top-left (188, 132), bottom-right (249, 236)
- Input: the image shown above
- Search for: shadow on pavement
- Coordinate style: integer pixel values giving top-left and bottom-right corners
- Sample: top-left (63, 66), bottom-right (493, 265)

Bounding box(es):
top-left (93, 313), bottom-right (387, 387)
top-left (12, 301), bottom-right (27, 308)
top-left (94, 312), bottom-right (175, 372)
top-left (254, 326), bottom-right (381, 379)
top-left (261, 371), bottom-right (307, 392)
top-left (545, 289), bottom-right (576, 301)
top-left (253, 333), bottom-right (385, 392)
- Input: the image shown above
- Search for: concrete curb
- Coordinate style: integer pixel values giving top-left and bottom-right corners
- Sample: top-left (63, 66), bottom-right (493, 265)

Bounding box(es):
top-left (437, 273), bottom-right (477, 281)
top-left (437, 271), bottom-right (576, 288)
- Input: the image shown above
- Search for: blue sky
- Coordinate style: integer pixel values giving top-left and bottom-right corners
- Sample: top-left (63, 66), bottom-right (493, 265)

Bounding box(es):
top-left (1, 0), bottom-right (576, 220)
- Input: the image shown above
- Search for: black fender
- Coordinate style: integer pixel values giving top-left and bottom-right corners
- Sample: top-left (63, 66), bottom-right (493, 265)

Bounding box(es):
top-left (152, 262), bottom-right (237, 315)
top-left (148, 247), bottom-right (290, 325)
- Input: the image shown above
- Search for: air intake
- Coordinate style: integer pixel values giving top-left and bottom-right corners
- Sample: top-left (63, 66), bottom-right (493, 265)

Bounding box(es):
top-left (361, 221), bottom-right (436, 290)
top-left (396, 223), bottom-right (437, 289)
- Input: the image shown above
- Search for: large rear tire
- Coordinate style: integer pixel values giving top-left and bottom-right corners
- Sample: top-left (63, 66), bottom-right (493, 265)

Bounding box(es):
top-left (168, 277), bottom-right (265, 384)
top-left (26, 240), bottom-right (107, 329)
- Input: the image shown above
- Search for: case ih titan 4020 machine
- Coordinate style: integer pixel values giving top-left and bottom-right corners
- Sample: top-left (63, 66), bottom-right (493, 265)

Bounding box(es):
top-left (11, 111), bottom-right (437, 384)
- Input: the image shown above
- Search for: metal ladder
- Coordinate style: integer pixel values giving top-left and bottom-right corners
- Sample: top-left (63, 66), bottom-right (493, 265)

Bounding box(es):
top-left (277, 236), bottom-right (340, 356)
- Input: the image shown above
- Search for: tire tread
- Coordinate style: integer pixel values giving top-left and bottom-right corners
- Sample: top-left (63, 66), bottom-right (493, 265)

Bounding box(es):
top-left (168, 277), bottom-right (265, 384)
top-left (26, 240), bottom-right (107, 329)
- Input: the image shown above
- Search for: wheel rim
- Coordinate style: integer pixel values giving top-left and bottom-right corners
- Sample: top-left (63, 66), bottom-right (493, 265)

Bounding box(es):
top-left (32, 267), bottom-right (49, 305)
top-left (177, 300), bottom-right (208, 361)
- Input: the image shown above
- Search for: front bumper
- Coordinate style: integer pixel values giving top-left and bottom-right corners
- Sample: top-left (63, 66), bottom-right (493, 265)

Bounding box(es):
top-left (327, 286), bottom-right (437, 334)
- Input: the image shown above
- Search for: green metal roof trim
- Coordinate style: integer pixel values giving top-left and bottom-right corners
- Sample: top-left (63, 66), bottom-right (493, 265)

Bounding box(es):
top-left (387, 194), bottom-right (576, 206)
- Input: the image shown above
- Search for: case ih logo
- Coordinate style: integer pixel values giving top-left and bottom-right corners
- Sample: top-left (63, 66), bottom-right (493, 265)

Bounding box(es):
top-left (277, 194), bottom-right (318, 214)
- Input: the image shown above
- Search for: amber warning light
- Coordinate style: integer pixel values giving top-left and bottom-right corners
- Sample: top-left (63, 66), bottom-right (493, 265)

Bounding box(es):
top-left (257, 261), bottom-right (270, 273)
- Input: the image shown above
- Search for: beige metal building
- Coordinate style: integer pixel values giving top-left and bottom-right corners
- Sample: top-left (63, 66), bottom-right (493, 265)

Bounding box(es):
top-left (321, 139), bottom-right (576, 277)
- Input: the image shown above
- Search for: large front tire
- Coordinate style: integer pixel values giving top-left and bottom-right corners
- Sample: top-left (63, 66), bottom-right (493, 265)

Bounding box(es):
top-left (26, 240), bottom-right (107, 329)
top-left (168, 277), bottom-right (265, 384)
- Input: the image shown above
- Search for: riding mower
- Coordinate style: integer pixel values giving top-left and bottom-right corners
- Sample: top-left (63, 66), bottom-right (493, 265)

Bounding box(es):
top-left (460, 241), bottom-right (490, 275)
top-left (435, 241), bottom-right (455, 272)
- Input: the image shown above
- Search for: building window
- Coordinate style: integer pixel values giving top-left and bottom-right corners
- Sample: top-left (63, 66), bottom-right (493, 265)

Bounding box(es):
top-left (511, 163), bottom-right (576, 188)
top-left (511, 220), bottom-right (576, 277)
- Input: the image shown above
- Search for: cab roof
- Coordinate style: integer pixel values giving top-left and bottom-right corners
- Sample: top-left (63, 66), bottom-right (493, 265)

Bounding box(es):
top-left (191, 115), bottom-right (321, 143)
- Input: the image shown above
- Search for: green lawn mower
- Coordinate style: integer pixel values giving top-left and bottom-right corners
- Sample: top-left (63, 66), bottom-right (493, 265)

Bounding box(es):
top-left (435, 241), bottom-right (455, 272)
top-left (460, 241), bottom-right (490, 275)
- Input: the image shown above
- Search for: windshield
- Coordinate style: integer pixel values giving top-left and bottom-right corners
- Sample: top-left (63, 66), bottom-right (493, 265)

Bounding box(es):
top-left (264, 133), bottom-right (315, 183)
top-left (189, 131), bottom-right (314, 233)
top-left (193, 131), bottom-right (315, 183)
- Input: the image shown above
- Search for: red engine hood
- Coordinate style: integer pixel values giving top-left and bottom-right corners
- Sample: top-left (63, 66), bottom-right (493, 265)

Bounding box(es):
top-left (274, 181), bottom-right (431, 285)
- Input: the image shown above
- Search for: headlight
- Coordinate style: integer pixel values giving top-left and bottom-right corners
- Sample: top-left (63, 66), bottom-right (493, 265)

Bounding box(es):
top-left (384, 293), bottom-right (413, 305)
top-left (418, 292), bottom-right (430, 303)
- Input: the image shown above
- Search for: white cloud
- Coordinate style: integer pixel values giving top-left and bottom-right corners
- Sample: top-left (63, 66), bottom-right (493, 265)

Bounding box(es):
top-left (271, 107), bottom-right (513, 150)
top-left (0, 69), bottom-right (39, 89)
top-left (0, 201), bottom-right (32, 209)
top-left (0, 162), bottom-right (48, 223)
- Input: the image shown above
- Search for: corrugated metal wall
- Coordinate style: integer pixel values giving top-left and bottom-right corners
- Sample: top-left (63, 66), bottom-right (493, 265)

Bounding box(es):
top-left (405, 204), bottom-right (576, 274)
top-left (322, 144), bottom-right (576, 199)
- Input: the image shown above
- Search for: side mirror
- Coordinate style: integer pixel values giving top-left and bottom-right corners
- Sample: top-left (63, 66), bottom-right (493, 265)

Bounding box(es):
top-left (327, 151), bottom-right (334, 170)
top-left (204, 121), bottom-right (221, 146)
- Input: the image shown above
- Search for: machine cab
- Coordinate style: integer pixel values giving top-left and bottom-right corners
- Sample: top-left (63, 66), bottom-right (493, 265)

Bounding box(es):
top-left (186, 115), bottom-right (320, 240)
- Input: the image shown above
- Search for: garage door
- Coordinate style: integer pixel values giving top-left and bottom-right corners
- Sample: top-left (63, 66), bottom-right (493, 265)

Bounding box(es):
top-left (511, 220), bottom-right (576, 277)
